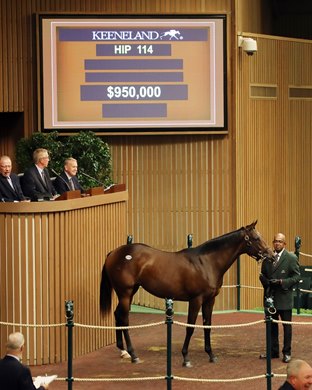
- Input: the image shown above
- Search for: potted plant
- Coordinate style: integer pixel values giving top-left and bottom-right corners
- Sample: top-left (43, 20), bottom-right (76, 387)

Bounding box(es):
top-left (16, 131), bottom-right (113, 189)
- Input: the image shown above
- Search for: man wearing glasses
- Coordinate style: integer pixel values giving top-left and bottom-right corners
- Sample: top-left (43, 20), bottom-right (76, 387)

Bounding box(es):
top-left (21, 148), bottom-right (58, 201)
top-left (259, 233), bottom-right (300, 363)
top-left (0, 155), bottom-right (29, 202)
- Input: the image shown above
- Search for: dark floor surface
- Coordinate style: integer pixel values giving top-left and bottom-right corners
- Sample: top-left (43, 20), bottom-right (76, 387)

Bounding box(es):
top-left (31, 311), bottom-right (312, 390)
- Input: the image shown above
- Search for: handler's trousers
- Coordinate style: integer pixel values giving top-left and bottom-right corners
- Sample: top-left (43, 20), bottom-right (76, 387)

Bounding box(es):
top-left (271, 309), bottom-right (292, 356)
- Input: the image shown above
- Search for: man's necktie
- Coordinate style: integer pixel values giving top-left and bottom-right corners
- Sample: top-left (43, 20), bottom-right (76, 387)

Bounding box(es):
top-left (69, 178), bottom-right (75, 191)
top-left (7, 176), bottom-right (15, 191)
top-left (41, 171), bottom-right (47, 186)
top-left (273, 254), bottom-right (279, 267)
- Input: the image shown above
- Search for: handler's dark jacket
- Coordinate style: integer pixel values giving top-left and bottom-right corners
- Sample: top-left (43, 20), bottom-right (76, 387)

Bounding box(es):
top-left (260, 249), bottom-right (300, 310)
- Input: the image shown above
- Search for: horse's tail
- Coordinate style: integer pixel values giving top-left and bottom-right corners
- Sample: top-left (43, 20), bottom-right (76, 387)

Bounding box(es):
top-left (100, 255), bottom-right (113, 315)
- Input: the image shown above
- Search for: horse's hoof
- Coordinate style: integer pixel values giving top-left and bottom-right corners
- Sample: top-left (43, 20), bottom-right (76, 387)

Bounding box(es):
top-left (182, 361), bottom-right (193, 368)
top-left (120, 350), bottom-right (131, 359)
top-left (131, 357), bottom-right (140, 363)
top-left (209, 356), bottom-right (218, 363)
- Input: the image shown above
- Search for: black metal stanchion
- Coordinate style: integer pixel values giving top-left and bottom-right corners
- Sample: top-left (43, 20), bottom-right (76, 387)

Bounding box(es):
top-left (187, 234), bottom-right (193, 248)
top-left (65, 300), bottom-right (74, 390)
top-left (264, 297), bottom-right (275, 390)
top-left (237, 256), bottom-right (241, 311)
top-left (165, 298), bottom-right (174, 390)
top-left (294, 236), bottom-right (301, 315)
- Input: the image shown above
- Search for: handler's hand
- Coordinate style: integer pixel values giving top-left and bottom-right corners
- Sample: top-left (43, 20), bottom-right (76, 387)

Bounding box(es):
top-left (269, 279), bottom-right (282, 286)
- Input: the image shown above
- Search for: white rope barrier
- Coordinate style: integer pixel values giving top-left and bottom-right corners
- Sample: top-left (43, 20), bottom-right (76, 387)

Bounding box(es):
top-left (174, 374), bottom-right (267, 382)
top-left (273, 319), bottom-right (312, 326)
top-left (299, 251), bottom-right (312, 258)
top-left (67, 376), bottom-right (164, 382)
top-left (0, 321), bottom-right (66, 327)
top-left (174, 319), bottom-right (264, 329)
top-left (300, 288), bottom-right (312, 293)
top-left (240, 285), bottom-right (262, 290)
top-left (222, 284), bottom-right (262, 290)
top-left (75, 321), bottom-right (164, 330)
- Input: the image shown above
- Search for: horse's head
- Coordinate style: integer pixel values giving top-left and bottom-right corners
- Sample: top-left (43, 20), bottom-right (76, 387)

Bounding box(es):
top-left (242, 221), bottom-right (274, 261)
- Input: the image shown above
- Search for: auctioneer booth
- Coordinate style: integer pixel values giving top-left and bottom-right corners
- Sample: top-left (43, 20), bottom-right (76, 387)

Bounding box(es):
top-left (0, 187), bottom-right (127, 365)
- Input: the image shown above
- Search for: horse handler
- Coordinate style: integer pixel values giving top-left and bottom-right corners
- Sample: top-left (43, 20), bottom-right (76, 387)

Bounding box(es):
top-left (259, 232), bottom-right (300, 363)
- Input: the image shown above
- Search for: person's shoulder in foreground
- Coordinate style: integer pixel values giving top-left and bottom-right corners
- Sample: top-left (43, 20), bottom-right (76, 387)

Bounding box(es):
top-left (279, 359), bottom-right (312, 389)
top-left (0, 332), bottom-right (48, 390)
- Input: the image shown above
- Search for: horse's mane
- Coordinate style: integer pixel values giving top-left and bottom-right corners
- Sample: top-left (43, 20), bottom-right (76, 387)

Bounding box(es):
top-left (189, 226), bottom-right (244, 255)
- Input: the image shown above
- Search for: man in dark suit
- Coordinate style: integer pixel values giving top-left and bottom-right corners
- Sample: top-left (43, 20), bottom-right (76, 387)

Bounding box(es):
top-left (0, 155), bottom-right (29, 202)
top-left (0, 332), bottom-right (48, 389)
top-left (259, 233), bottom-right (300, 363)
top-left (279, 359), bottom-right (312, 389)
top-left (21, 148), bottom-right (58, 201)
top-left (53, 157), bottom-right (84, 195)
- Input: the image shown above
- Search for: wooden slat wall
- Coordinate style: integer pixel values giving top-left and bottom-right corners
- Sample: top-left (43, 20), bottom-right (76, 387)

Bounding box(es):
top-left (236, 34), bottom-right (312, 309)
top-left (0, 194), bottom-right (127, 364)
top-left (1, 0), bottom-right (312, 319)
top-left (107, 135), bottom-right (235, 312)
top-left (1, 0), bottom-right (236, 313)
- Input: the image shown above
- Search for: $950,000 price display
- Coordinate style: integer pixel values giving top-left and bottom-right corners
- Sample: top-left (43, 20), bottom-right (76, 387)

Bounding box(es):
top-left (106, 85), bottom-right (161, 100)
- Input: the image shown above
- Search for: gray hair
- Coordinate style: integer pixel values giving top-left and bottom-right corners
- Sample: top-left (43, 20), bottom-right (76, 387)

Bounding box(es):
top-left (6, 332), bottom-right (25, 350)
top-left (286, 359), bottom-right (306, 379)
top-left (33, 148), bottom-right (49, 163)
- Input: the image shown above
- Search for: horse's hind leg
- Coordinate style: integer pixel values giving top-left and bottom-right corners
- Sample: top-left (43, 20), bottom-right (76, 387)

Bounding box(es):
top-left (202, 299), bottom-right (217, 362)
top-left (114, 293), bottom-right (139, 363)
top-left (182, 299), bottom-right (201, 368)
top-left (115, 327), bottom-right (130, 359)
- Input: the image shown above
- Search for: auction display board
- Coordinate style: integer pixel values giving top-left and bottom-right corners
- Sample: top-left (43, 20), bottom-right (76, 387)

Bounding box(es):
top-left (39, 15), bottom-right (227, 133)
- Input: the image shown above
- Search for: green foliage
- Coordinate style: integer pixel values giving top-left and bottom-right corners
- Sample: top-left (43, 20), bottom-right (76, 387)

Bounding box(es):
top-left (64, 131), bottom-right (113, 188)
top-left (16, 131), bottom-right (113, 189)
top-left (16, 131), bottom-right (64, 172)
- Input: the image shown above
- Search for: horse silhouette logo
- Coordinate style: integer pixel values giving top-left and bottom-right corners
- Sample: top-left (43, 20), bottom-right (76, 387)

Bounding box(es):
top-left (160, 29), bottom-right (183, 40)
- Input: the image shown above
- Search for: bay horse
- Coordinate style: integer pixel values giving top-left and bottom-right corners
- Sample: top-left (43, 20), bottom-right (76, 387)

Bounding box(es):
top-left (100, 221), bottom-right (274, 367)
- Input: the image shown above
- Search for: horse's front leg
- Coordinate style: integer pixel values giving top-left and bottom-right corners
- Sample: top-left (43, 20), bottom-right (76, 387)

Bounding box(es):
top-left (182, 298), bottom-right (201, 368)
top-left (202, 298), bottom-right (217, 362)
top-left (114, 298), bottom-right (139, 363)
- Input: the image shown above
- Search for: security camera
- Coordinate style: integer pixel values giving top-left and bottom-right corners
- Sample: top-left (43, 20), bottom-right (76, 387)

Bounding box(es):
top-left (238, 36), bottom-right (257, 56)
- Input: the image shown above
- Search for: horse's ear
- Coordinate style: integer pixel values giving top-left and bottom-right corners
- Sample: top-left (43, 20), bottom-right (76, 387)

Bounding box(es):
top-left (246, 220), bottom-right (258, 230)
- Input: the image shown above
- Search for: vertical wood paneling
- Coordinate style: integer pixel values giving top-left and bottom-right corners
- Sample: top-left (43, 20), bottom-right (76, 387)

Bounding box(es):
top-left (1, 0), bottom-right (311, 330)
top-left (108, 135), bottom-right (233, 311)
top-left (236, 35), bottom-right (312, 309)
top-left (0, 195), bottom-right (127, 365)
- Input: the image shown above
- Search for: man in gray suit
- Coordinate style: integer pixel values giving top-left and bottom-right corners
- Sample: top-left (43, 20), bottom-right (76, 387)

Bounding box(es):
top-left (53, 157), bottom-right (84, 195)
top-left (21, 148), bottom-right (58, 201)
top-left (259, 233), bottom-right (300, 363)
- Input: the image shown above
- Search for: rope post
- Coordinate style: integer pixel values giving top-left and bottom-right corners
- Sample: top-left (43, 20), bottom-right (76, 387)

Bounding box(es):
top-left (65, 300), bottom-right (74, 390)
top-left (165, 298), bottom-right (174, 390)
top-left (127, 235), bottom-right (133, 244)
top-left (187, 234), bottom-right (193, 248)
top-left (294, 236), bottom-right (301, 315)
top-left (264, 297), bottom-right (274, 390)
top-left (237, 256), bottom-right (241, 311)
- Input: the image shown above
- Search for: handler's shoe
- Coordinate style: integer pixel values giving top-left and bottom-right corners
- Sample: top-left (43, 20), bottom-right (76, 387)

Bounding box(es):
top-left (259, 353), bottom-right (279, 359)
top-left (282, 354), bottom-right (291, 363)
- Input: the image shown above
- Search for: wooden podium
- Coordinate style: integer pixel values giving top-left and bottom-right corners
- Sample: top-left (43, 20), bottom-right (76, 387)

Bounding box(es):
top-left (0, 188), bottom-right (128, 365)
top-left (86, 186), bottom-right (103, 196)
top-left (85, 183), bottom-right (126, 196)
top-left (55, 189), bottom-right (81, 200)
top-left (104, 183), bottom-right (126, 194)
